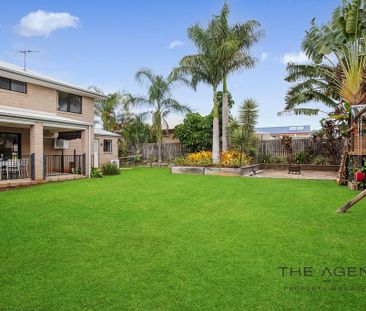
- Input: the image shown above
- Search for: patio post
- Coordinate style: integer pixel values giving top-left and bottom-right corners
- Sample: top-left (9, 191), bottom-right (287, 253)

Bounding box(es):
top-left (30, 122), bottom-right (44, 180)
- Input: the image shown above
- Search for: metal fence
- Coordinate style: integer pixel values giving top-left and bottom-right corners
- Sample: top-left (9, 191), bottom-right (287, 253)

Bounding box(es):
top-left (0, 156), bottom-right (32, 180)
top-left (44, 154), bottom-right (85, 177)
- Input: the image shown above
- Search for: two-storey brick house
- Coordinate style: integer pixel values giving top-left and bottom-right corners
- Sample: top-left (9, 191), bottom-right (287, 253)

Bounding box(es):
top-left (0, 61), bottom-right (119, 183)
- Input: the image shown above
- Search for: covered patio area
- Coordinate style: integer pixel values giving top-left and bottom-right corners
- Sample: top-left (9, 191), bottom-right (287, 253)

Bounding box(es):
top-left (0, 106), bottom-right (93, 184)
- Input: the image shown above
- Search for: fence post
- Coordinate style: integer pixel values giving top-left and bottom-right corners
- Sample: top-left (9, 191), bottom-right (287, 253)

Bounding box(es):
top-left (82, 153), bottom-right (86, 175)
top-left (43, 155), bottom-right (46, 179)
top-left (31, 153), bottom-right (35, 180)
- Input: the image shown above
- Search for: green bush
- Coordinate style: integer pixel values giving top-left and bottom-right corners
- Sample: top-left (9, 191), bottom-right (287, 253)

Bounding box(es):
top-left (102, 163), bottom-right (120, 175)
top-left (272, 157), bottom-right (287, 164)
top-left (294, 151), bottom-right (312, 164)
top-left (312, 155), bottom-right (327, 165)
top-left (258, 153), bottom-right (272, 163)
top-left (91, 167), bottom-right (103, 178)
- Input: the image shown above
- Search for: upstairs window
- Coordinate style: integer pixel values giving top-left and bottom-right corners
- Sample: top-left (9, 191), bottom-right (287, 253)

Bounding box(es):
top-left (0, 77), bottom-right (27, 93)
top-left (58, 91), bottom-right (82, 114)
top-left (103, 139), bottom-right (112, 152)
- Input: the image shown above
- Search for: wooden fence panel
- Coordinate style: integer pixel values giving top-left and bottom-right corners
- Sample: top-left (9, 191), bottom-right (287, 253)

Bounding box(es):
top-left (258, 138), bottom-right (343, 164)
top-left (141, 142), bottom-right (186, 162)
top-left (139, 138), bottom-right (343, 164)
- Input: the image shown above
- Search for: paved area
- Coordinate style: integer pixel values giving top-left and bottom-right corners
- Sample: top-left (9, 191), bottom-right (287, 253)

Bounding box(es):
top-left (0, 174), bottom-right (85, 190)
top-left (251, 169), bottom-right (337, 180)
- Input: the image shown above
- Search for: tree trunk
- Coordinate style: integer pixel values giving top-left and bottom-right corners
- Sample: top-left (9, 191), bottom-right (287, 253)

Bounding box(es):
top-left (337, 189), bottom-right (366, 213)
top-left (212, 88), bottom-right (220, 164)
top-left (157, 140), bottom-right (162, 163)
top-left (222, 76), bottom-right (229, 151)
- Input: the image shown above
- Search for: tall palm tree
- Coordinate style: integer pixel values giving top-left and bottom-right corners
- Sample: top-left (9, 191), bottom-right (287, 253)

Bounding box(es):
top-left (211, 3), bottom-right (263, 151)
top-left (132, 68), bottom-right (191, 162)
top-left (176, 23), bottom-right (224, 163)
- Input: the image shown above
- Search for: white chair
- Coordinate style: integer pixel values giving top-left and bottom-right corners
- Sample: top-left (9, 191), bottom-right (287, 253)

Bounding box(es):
top-left (20, 158), bottom-right (29, 178)
top-left (6, 159), bottom-right (21, 180)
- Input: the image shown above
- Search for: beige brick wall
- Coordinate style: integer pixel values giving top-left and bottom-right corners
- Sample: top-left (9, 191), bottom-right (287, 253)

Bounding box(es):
top-left (0, 83), bottom-right (95, 124)
top-left (30, 122), bottom-right (43, 180)
top-left (94, 135), bottom-right (119, 167)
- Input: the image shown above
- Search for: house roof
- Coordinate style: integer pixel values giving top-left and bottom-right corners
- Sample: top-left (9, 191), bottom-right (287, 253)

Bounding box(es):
top-left (0, 60), bottom-right (107, 100)
top-left (255, 125), bottom-right (311, 135)
top-left (0, 105), bottom-right (90, 127)
top-left (94, 128), bottom-right (120, 137)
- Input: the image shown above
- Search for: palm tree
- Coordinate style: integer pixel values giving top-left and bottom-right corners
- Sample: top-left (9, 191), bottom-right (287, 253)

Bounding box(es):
top-left (230, 99), bottom-right (259, 164)
top-left (132, 68), bottom-right (191, 163)
top-left (90, 86), bottom-right (121, 131)
top-left (279, 63), bottom-right (341, 117)
top-left (176, 23), bottom-right (224, 163)
top-left (211, 3), bottom-right (263, 151)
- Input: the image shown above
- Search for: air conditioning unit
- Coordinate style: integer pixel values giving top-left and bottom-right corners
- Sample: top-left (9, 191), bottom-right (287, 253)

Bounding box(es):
top-left (54, 138), bottom-right (69, 150)
top-left (110, 159), bottom-right (119, 168)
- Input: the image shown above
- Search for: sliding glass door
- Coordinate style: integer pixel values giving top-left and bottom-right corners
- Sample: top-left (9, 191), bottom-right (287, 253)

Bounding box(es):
top-left (0, 133), bottom-right (21, 160)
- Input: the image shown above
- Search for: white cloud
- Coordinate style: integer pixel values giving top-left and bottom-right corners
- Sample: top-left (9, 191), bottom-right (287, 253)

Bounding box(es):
top-left (260, 52), bottom-right (269, 61)
top-left (281, 51), bottom-right (309, 64)
top-left (16, 10), bottom-right (79, 37)
top-left (169, 40), bottom-right (183, 49)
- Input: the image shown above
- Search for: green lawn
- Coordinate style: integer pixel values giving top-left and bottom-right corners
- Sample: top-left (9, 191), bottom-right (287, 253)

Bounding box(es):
top-left (1, 168), bottom-right (366, 310)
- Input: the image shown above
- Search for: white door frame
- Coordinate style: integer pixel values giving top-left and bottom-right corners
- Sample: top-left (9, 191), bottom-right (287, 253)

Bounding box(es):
top-left (93, 139), bottom-right (99, 168)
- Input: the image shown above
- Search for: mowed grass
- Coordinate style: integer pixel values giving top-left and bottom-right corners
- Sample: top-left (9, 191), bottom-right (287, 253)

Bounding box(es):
top-left (1, 168), bottom-right (366, 310)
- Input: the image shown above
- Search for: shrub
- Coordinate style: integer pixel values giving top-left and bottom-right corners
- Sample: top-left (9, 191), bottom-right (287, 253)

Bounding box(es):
top-left (312, 155), bottom-right (327, 165)
top-left (102, 163), bottom-right (120, 175)
top-left (272, 157), bottom-right (287, 164)
top-left (173, 150), bottom-right (252, 168)
top-left (258, 153), bottom-right (272, 163)
top-left (186, 150), bottom-right (213, 166)
top-left (294, 150), bottom-right (313, 164)
top-left (91, 167), bottom-right (103, 178)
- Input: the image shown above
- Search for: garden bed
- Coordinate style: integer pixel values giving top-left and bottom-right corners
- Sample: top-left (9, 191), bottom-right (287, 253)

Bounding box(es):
top-left (170, 164), bottom-right (259, 176)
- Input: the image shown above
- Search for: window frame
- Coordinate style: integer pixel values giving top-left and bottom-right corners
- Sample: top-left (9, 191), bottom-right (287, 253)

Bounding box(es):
top-left (103, 139), bottom-right (112, 153)
top-left (57, 91), bottom-right (82, 114)
top-left (0, 77), bottom-right (27, 94)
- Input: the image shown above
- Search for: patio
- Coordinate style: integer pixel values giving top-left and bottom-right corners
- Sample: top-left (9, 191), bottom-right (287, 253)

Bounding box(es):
top-left (253, 169), bottom-right (337, 180)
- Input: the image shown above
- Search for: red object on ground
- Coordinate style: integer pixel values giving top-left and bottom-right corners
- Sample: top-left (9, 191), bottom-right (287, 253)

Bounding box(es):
top-left (355, 171), bottom-right (365, 182)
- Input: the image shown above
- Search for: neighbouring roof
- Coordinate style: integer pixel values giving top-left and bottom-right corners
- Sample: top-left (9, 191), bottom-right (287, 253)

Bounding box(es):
top-left (0, 105), bottom-right (90, 127)
top-left (94, 128), bottom-right (120, 137)
top-left (255, 125), bottom-right (311, 135)
top-left (0, 60), bottom-right (107, 100)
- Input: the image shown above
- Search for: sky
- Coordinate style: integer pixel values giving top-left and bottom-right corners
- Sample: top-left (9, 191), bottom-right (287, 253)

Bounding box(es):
top-left (0, 0), bottom-right (341, 130)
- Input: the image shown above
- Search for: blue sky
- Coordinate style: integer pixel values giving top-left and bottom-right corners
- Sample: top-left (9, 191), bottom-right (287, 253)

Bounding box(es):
top-left (0, 0), bottom-right (340, 129)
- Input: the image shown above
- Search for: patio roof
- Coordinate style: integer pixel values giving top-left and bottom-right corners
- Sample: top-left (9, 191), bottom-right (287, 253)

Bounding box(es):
top-left (94, 128), bottom-right (120, 137)
top-left (0, 105), bottom-right (91, 128)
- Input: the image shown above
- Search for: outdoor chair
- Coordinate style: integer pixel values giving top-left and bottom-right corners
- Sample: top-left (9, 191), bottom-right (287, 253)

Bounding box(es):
top-left (288, 165), bottom-right (301, 174)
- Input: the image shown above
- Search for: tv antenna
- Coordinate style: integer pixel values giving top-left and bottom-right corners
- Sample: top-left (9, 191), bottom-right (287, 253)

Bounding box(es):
top-left (17, 50), bottom-right (40, 71)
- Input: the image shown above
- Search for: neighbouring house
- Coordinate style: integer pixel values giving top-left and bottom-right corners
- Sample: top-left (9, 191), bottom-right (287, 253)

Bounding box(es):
top-left (162, 129), bottom-right (179, 143)
top-left (0, 61), bottom-right (120, 183)
top-left (255, 125), bottom-right (311, 139)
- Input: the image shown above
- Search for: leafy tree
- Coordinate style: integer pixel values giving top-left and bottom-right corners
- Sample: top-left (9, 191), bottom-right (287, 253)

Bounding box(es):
top-left (174, 113), bottom-right (213, 152)
top-left (121, 113), bottom-right (152, 156)
top-left (210, 3), bottom-right (263, 151)
top-left (130, 68), bottom-right (191, 162)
